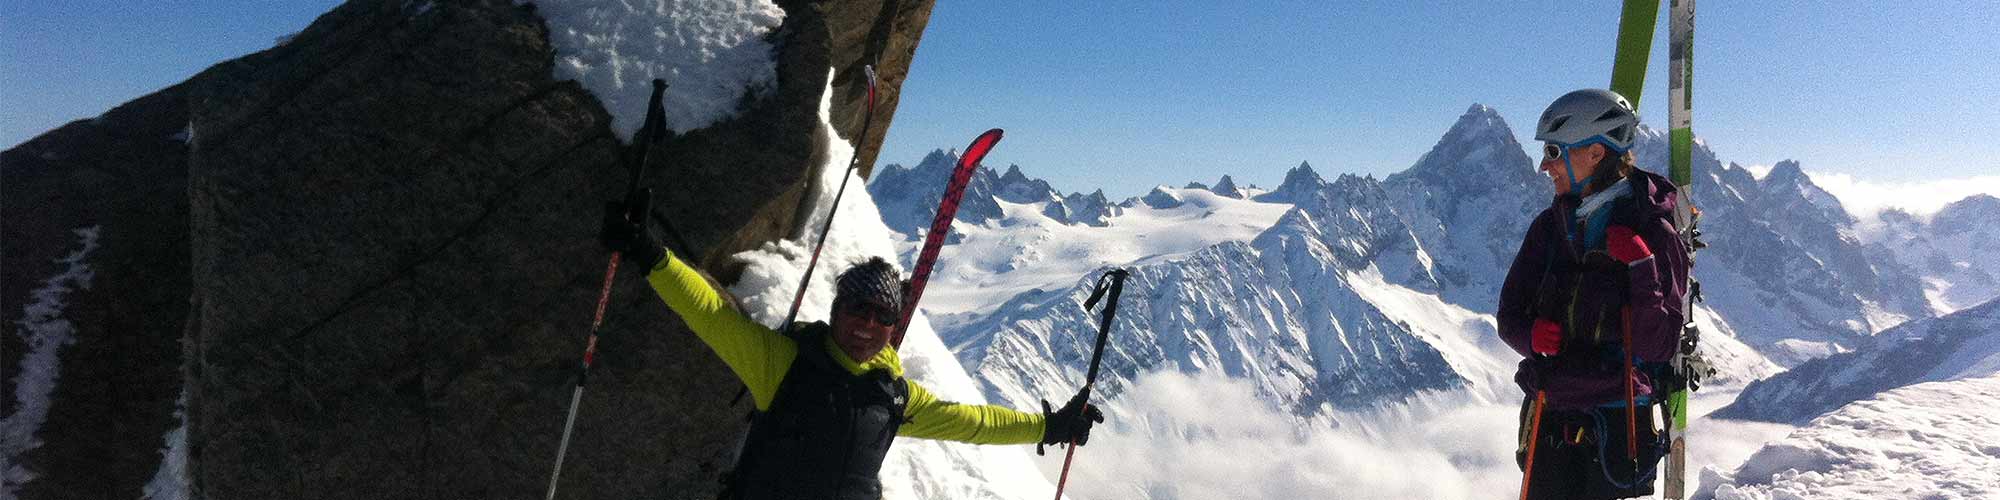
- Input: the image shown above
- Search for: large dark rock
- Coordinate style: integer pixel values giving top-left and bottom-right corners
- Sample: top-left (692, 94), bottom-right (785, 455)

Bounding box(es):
top-left (0, 82), bottom-right (193, 500)
top-left (1, 0), bottom-right (935, 499)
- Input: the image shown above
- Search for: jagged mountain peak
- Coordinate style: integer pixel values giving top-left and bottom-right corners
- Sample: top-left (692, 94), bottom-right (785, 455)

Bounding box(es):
top-left (1392, 103), bottom-right (1535, 189)
top-left (1212, 174), bottom-right (1245, 198)
top-left (919, 147), bottom-right (957, 167)
top-left (1456, 103), bottom-right (1504, 132)
top-left (989, 163), bottom-right (1059, 204)
top-left (1938, 193), bottom-right (2000, 217)
top-left (1931, 193), bottom-right (2000, 238)
top-left (1251, 161), bottom-right (1327, 203)
top-left (1756, 159), bottom-right (1852, 225)
top-left (998, 163), bottom-right (1028, 182)
top-left (1762, 159), bottom-right (1808, 185)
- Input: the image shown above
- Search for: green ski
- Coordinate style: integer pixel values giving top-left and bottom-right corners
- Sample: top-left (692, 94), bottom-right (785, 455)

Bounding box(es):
top-left (1663, 0), bottom-right (1699, 497)
top-left (1609, 0), bottom-right (1661, 107)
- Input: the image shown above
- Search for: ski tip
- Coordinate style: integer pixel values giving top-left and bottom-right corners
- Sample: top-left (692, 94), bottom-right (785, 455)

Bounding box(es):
top-left (651, 78), bottom-right (667, 92)
top-left (959, 129), bottom-right (1005, 167)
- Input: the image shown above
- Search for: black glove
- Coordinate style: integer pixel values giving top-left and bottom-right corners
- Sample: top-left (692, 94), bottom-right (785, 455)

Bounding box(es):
top-left (598, 188), bottom-right (665, 270)
top-left (1038, 390), bottom-right (1105, 454)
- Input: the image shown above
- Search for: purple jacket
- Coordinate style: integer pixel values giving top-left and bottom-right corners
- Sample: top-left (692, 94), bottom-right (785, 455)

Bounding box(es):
top-left (1497, 169), bottom-right (1690, 410)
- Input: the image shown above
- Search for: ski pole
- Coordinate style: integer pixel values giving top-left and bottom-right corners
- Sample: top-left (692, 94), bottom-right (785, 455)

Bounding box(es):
top-left (1052, 268), bottom-right (1129, 500)
top-left (778, 65), bottom-right (880, 331)
top-left (545, 79), bottom-right (669, 500)
top-left (1519, 390), bottom-right (1547, 500)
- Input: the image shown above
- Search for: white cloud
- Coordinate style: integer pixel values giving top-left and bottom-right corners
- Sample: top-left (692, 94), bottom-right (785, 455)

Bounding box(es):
top-left (1057, 371), bottom-right (1520, 500)
top-left (1807, 171), bottom-right (2000, 218)
top-left (1053, 371), bottom-right (1796, 500)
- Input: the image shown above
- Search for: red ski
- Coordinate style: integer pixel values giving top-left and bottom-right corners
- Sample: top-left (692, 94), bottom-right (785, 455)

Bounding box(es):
top-left (892, 128), bottom-right (1004, 347)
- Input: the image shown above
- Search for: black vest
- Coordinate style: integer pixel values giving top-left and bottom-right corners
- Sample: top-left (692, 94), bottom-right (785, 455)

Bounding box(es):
top-left (725, 323), bottom-right (909, 500)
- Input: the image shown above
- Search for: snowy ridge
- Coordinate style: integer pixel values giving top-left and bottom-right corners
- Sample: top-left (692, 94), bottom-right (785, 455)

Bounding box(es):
top-left (1624, 126), bottom-right (1934, 364)
top-left (532, 0), bottom-right (785, 138)
top-left (723, 71), bottom-right (1051, 500)
top-left (1700, 373), bottom-right (2000, 500)
top-left (1712, 297), bottom-right (2000, 424)
top-left (1381, 104), bottom-right (1547, 310)
top-left (943, 173), bottom-right (1514, 419)
top-left (1, 226), bottom-right (101, 495)
top-left (1869, 195), bottom-right (2000, 313)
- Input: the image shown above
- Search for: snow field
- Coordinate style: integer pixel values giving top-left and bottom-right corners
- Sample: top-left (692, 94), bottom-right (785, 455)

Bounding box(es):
top-left (1701, 373), bottom-right (2000, 500)
top-left (908, 187), bottom-right (1292, 319)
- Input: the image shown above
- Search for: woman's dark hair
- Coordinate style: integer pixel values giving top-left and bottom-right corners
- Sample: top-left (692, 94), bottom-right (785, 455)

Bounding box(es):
top-left (1584, 150), bottom-right (1639, 195)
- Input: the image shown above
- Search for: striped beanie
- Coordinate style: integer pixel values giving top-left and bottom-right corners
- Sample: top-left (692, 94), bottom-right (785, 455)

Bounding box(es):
top-left (835, 257), bottom-right (904, 311)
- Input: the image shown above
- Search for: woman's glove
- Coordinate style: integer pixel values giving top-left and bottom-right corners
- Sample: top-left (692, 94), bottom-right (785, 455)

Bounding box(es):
top-left (1532, 318), bottom-right (1563, 356)
top-left (1038, 391), bottom-right (1106, 453)
top-left (1606, 225), bottom-right (1653, 266)
top-left (598, 188), bottom-right (665, 269)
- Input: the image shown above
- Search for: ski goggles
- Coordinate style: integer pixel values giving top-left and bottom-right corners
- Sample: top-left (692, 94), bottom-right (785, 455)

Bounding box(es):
top-left (1542, 142), bottom-right (1566, 162)
top-left (841, 300), bottom-right (900, 326)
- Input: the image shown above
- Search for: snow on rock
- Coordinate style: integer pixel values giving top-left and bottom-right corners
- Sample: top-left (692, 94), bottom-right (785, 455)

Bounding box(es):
top-left (1713, 297), bottom-right (2000, 424)
top-left (1871, 195), bottom-right (2000, 314)
top-left (1, 226), bottom-right (101, 494)
top-left (1211, 174), bottom-right (1245, 199)
top-left (1251, 161), bottom-right (1326, 204)
top-left (1700, 373), bottom-right (2000, 500)
top-left (532, 0), bottom-right (785, 139)
top-left (1139, 185), bottom-right (1184, 209)
top-left (725, 70), bottom-right (1052, 500)
top-left (140, 389), bottom-right (190, 500)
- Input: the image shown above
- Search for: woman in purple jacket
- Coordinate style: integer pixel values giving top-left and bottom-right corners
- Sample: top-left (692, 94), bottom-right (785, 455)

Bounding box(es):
top-left (1498, 89), bottom-right (1691, 500)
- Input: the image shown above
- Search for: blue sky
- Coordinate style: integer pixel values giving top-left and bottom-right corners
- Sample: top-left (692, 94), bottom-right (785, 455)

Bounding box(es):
top-left (6, 1), bottom-right (1995, 201)
top-left (879, 1), bottom-right (2000, 197)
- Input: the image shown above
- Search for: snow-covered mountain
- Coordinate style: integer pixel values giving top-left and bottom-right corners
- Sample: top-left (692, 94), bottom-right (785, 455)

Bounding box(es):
top-left (868, 163), bottom-right (1292, 325)
top-left (940, 184), bottom-right (1504, 417)
top-left (868, 151), bottom-right (1128, 235)
top-left (1377, 104), bottom-right (1940, 367)
top-left (1627, 146), bottom-right (1939, 365)
top-left (1250, 161), bottom-right (1325, 204)
top-left (1379, 104), bottom-right (1547, 310)
top-left (893, 104), bottom-right (1787, 420)
top-left (1867, 195), bottom-right (2000, 313)
top-left (1710, 297), bottom-right (2000, 424)
top-left (869, 102), bottom-right (1992, 499)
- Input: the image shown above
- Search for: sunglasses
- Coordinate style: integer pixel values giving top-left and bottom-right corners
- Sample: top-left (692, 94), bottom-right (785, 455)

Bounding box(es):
top-left (1542, 143), bottom-right (1565, 162)
top-left (841, 300), bottom-right (900, 326)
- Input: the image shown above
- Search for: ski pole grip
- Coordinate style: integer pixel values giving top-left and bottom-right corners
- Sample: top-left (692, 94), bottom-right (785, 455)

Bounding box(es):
top-left (625, 79), bottom-right (670, 199)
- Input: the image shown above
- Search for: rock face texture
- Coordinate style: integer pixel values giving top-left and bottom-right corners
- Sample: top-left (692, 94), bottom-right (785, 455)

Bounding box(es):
top-left (0, 1), bottom-right (935, 499)
top-left (1, 83), bottom-right (194, 500)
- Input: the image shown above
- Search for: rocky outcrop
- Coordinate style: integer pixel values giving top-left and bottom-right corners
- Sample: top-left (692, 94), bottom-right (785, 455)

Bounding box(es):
top-left (0, 1), bottom-right (936, 499)
top-left (0, 82), bottom-right (193, 500)
top-left (1211, 174), bottom-right (1245, 198)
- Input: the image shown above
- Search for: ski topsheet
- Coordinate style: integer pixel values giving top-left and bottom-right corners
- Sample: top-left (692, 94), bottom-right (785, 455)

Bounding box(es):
top-left (1610, 0), bottom-right (1661, 107)
top-left (1663, 0), bottom-right (1697, 497)
top-left (893, 128), bottom-right (1004, 347)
